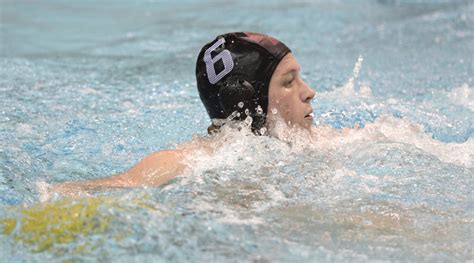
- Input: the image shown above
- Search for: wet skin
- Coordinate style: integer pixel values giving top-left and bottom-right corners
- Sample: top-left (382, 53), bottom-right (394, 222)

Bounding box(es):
top-left (267, 53), bottom-right (316, 130)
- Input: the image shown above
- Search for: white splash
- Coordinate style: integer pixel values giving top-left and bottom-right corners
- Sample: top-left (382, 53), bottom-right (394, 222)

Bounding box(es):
top-left (35, 180), bottom-right (52, 202)
top-left (310, 115), bottom-right (474, 168)
top-left (324, 55), bottom-right (373, 99)
top-left (447, 83), bottom-right (474, 111)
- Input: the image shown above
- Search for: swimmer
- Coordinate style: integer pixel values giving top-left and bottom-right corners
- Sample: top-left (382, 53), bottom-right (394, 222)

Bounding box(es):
top-left (52, 32), bottom-right (321, 195)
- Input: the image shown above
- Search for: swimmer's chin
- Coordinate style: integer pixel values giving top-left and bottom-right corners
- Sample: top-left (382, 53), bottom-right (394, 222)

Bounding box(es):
top-left (292, 118), bottom-right (314, 131)
top-left (303, 118), bottom-right (314, 129)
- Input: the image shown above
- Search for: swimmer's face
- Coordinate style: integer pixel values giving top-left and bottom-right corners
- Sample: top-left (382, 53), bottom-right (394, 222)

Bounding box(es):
top-left (267, 53), bottom-right (316, 130)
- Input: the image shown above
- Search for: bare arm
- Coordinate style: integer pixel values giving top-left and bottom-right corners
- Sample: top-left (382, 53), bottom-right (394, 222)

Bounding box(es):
top-left (53, 149), bottom-right (186, 195)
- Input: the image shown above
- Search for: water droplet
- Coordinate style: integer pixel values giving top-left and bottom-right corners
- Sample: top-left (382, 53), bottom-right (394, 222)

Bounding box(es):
top-left (238, 102), bottom-right (244, 108)
top-left (244, 116), bottom-right (253, 125)
top-left (256, 105), bottom-right (263, 114)
top-left (271, 108), bottom-right (278, 115)
top-left (245, 109), bottom-right (250, 115)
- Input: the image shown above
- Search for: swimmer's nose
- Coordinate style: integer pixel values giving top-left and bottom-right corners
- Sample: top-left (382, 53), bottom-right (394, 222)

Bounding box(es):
top-left (301, 81), bottom-right (316, 103)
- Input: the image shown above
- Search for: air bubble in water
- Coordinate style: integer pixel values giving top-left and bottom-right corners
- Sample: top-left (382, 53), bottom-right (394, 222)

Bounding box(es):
top-left (245, 109), bottom-right (250, 115)
top-left (256, 105), bottom-right (263, 114)
top-left (238, 102), bottom-right (244, 108)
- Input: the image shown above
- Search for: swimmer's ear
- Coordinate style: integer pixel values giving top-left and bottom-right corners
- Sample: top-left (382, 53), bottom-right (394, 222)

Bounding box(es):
top-left (217, 76), bottom-right (255, 118)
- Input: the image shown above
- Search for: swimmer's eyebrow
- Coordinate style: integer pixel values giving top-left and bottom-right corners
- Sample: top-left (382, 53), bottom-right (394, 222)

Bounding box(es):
top-left (281, 66), bottom-right (301, 77)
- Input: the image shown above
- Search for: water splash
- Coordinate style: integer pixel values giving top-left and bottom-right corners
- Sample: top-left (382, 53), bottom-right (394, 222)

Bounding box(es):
top-left (323, 55), bottom-right (373, 100)
top-left (447, 83), bottom-right (474, 111)
top-left (344, 55), bottom-right (364, 95)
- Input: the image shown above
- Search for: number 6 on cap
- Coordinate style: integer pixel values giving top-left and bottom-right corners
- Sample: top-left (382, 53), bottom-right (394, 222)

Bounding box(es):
top-left (204, 38), bottom-right (234, 84)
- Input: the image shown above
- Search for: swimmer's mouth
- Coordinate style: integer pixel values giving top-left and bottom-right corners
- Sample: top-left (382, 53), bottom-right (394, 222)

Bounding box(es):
top-left (304, 111), bottom-right (314, 119)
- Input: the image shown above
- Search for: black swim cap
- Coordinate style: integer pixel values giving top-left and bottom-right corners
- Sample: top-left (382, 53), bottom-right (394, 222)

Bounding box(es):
top-left (196, 32), bottom-right (291, 132)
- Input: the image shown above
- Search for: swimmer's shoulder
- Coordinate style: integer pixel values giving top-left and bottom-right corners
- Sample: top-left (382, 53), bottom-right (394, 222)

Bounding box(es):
top-left (175, 135), bottom-right (215, 155)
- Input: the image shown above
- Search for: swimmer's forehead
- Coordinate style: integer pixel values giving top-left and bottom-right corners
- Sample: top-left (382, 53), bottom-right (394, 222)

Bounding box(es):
top-left (274, 54), bottom-right (301, 77)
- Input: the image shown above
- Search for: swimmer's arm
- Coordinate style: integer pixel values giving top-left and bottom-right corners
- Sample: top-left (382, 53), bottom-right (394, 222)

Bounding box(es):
top-left (53, 150), bottom-right (186, 194)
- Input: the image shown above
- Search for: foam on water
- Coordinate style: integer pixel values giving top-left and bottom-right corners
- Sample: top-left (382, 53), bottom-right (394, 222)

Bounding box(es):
top-left (448, 83), bottom-right (474, 111)
top-left (146, 114), bottom-right (472, 261)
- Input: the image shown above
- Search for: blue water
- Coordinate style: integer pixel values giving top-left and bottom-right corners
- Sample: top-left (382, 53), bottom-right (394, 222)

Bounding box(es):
top-left (1, 0), bottom-right (473, 261)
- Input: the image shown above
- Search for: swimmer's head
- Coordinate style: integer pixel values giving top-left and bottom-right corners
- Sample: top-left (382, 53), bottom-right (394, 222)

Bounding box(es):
top-left (196, 32), bottom-right (315, 134)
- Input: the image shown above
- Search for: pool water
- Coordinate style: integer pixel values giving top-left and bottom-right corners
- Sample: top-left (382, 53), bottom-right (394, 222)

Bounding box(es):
top-left (1, 0), bottom-right (473, 261)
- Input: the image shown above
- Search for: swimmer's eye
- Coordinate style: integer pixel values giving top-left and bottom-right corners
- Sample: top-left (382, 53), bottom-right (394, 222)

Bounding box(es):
top-left (284, 78), bottom-right (294, 87)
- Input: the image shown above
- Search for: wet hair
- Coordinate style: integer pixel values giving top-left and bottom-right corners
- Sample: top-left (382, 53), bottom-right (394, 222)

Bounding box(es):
top-left (195, 32), bottom-right (291, 134)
